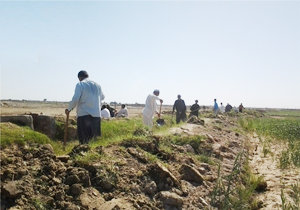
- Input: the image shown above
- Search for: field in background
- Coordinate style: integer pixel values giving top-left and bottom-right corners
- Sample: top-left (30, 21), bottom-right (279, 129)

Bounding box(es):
top-left (0, 100), bottom-right (175, 118)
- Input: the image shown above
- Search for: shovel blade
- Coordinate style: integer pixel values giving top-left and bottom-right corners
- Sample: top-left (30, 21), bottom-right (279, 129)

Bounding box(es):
top-left (156, 118), bottom-right (165, 126)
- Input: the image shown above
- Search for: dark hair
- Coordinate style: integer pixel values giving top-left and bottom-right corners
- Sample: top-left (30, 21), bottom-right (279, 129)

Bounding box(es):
top-left (121, 104), bottom-right (126, 108)
top-left (101, 105), bottom-right (107, 110)
top-left (78, 70), bottom-right (89, 79)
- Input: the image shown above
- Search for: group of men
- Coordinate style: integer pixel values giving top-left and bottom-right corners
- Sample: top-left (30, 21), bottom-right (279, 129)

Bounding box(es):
top-left (213, 99), bottom-right (244, 115)
top-left (66, 71), bottom-right (244, 145)
top-left (101, 104), bottom-right (129, 119)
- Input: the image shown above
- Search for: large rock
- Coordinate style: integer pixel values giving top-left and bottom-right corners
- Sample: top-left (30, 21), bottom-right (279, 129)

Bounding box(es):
top-left (32, 115), bottom-right (56, 138)
top-left (69, 184), bottom-right (82, 197)
top-left (0, 115), bottom-right (34, 129)
top-left (144, 181), bottom-right (157, 196)
top-left (149, 162), bottom-right (180, 191)
top-left (180, 164), bottom-right (204, 184)
top-left (1, 181), bottom-right (22, 199)
top-left (157, 191), bottom-right (183, 208)
top-left (79, 188), bottom-right (105, 210)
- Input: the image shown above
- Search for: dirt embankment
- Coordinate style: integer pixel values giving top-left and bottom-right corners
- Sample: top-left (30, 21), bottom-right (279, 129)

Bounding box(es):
top-left (1, 116), bottom-right (247, 210)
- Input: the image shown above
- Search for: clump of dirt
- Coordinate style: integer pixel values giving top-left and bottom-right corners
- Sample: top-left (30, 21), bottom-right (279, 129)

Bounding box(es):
top-left (187, 116), bottom-right (205, 125)
top-left (133, 127), bottom-right (149, 136)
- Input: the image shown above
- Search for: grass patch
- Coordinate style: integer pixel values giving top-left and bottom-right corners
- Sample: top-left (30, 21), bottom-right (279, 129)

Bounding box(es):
top-left (239, 118), bottom-right (300, 141)
top-left (266, 109), bottom-right (300, 119)
top-left (195, 154), bottom-right (214, 165)
top-left (0, 122), bottom-right (50, 146)
top-left (89, 118), bottom-right (144, 148)
top-left (169, 135), bottom-right (206, 151)
top-left (143, 150), bottom-right (160, 163)
top-left (210, 152), bottom-right (262, 209)
top-left (75, 151), bottom-right (105, 165)
top-left (281, 182), bottom-right (300, 210)
top-left (239, 117), bottom-right (300, 168)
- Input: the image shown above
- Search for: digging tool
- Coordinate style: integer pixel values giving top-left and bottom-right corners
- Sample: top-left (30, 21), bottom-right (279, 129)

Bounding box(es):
top-left (64, 111), bottom-right (69, 150)
top-left (156, 103), bottom-right (165, 126)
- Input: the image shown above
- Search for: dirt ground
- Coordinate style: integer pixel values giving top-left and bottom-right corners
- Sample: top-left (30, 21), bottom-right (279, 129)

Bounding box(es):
top-left (0, 100), bottom-right (248, 210)
top-left (1, 100), bottom-right (299, 209)
top-left (249, 135), bottom-right (300, 209)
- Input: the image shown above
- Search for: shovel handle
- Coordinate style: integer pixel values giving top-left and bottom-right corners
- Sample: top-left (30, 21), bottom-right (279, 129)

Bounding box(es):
top-left (159, 103), bottom-right (162, 118)
top-left (64, 112), bottom-right (69, 147)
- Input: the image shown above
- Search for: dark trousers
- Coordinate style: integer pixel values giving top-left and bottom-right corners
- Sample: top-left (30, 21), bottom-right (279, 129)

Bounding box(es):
top-left (77, 115), bottom-right (101, 144)
top-left (176, 111), bottom-right (186, 124)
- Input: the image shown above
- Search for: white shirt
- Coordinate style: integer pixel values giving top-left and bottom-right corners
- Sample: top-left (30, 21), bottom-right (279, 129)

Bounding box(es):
top-left (116, 108), bottom-right (128, 117)
top-left (142, 94), bottom-right (160, 118)
top-left (68, 79), bottom-right (104, 117)
top-left (101, 108), bottom-right (111, 119)
top-left (220, 105), bottom-right (225, 113)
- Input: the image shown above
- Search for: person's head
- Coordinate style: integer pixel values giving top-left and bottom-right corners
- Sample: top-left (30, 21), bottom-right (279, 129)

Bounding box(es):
top-left (153, 89), bottom-right (160, 96)
top-left (195, 100), bottom-right (198, 104)
top-left (121, 104), bottom-right (126, 109)
top-left (221, 102), bottom-right (223, 105)
top-left (78, 70), bottom-right (89, 81)
top-left (101, 105), bottom-right (107, 110)
top-left (214, 99), bottom-right (217, 102)
top-left (177, 94), bottom-right (181, 99)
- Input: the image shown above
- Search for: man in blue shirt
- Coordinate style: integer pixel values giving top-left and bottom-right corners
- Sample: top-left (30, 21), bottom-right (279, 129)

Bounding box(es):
top-left (65, 71), bottom-right (105, 144)
top-left (213, 98), bottom-right (219, 116)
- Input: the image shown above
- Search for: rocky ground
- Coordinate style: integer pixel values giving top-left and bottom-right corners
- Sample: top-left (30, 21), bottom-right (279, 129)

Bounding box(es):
top-left (0, 114), bottom-right (250, 210)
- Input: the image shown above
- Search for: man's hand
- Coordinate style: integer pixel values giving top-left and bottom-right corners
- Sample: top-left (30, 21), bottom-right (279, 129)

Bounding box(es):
top-left (65, 109), bottom-right (70, 115)
top-left (160, 99), bottom-right (163, 104)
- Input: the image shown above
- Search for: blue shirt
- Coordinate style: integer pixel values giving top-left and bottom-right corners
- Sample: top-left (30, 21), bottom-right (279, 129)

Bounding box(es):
top-left (214, 102), bottom-right (219, 111)
top-left (68, 79), bottom-right (104, 117)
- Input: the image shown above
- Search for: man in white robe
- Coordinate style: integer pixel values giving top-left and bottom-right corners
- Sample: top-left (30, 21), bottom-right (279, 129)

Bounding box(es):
top-left (142, 90), bottom-right (163, 129)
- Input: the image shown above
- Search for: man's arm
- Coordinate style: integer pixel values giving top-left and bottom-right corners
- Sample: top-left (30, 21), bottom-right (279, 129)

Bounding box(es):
top-left (173, 101), bottom-right (177, 113)
top-left (183, 100), bottom-right (186, 111)
top-left (98, 85), bottom-right (105, 101)
top-left (67, 83), bottom-right (82, 112)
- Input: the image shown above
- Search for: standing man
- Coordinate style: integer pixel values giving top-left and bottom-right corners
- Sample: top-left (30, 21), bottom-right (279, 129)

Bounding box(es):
top-left (225, 103), bottom-right (232, 113)
top-left (65, 70), bottom-right (104, 144)
top-left (190, 100), bottom-right (200, 117)
top-left (142, 89), bottom-right (163, 129)
top-left (220, 102), bottom-right (225, 113)
top-left (213, 99), bottom-right (219, 116)
top-left (239, 103), bottom-right (244, 113)
top-left (173, 95), bottom-right (186, 124)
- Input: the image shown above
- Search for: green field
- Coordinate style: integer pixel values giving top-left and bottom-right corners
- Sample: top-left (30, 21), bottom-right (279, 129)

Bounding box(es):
top-left (265, 109), bottom-right (300, 119)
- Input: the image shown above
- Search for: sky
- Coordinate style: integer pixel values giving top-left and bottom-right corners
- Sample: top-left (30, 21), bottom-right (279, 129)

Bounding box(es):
top-left (0, 1), bottom-right (299, 109)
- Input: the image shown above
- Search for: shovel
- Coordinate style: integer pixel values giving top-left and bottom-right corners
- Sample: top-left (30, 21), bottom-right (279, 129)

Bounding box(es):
top-left (156, 103), bottom-right (165, 126)
top-left (63, 111), bottom-right (69, 150)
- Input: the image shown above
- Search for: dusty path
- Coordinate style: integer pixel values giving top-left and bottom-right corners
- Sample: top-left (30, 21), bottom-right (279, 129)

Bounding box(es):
top-left (249, 134), bottom-right (300, 209)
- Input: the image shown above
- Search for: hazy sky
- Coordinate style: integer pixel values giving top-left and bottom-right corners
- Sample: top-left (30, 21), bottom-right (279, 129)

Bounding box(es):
top-left (1, 1), bottom-right (299, 108)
